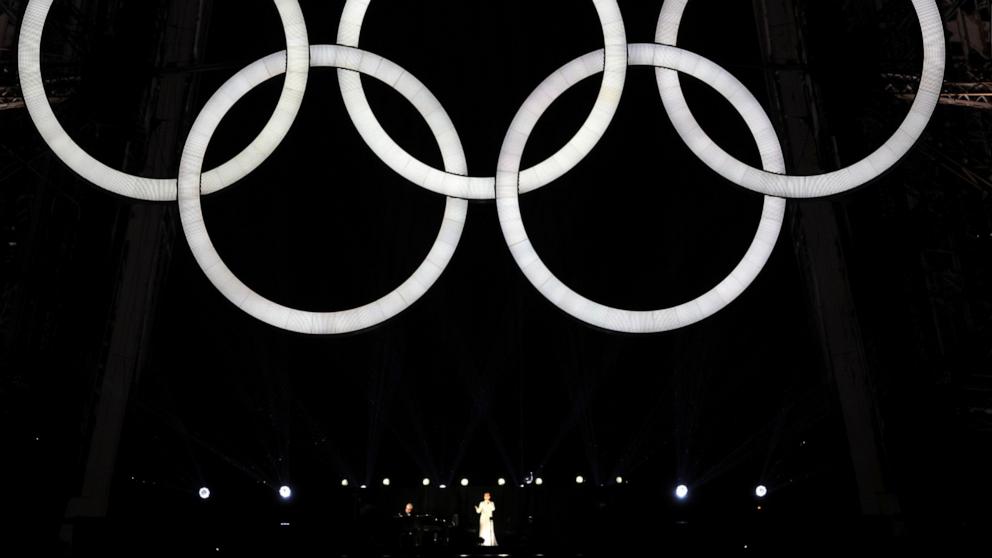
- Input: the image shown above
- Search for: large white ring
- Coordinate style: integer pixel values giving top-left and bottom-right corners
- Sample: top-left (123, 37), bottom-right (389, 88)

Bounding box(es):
top-left (655, 0), bottom-right (945, 198)
top-left (18, 0), bottom-right (310, 201)
top-left (177, 45), bottom-right (469, 334)
top-left (335, 0), bottom-right (629, 200)
top-left (496, 43), bottom-right (787, 334)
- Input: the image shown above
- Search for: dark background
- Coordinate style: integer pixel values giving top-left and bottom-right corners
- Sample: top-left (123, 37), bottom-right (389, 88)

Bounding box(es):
top-left (2, 0), bottom-right (991, 554)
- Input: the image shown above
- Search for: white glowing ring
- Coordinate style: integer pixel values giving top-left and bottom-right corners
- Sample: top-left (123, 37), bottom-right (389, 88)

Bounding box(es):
top-left (334, 0), bottom-right (629, 200)
top-left (496, 43), bottom-right (787, 334)
top-left (655, 0), bottom-right (945, 198)
top-left (17, 0), bottom-right (310, 201)
top-left (177, 45), bottom-right (469, 334)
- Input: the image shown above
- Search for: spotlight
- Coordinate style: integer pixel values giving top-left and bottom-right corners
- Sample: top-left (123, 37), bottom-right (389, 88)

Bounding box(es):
top-left (198, 487), bottom-right (211, 500)
top-left (341, 479), bottom-right (349, 487)
top-left (382, 478), bottom-right (390, 486)
top-left (279, 485), bottom-right (292, 499)
top-left (675, 484), bottom-right (688, 500)
top-left (497, 478), bottom-right (506, 486)
top-left (360, 484), bottom-right (367, 489)
top-left (575, 475), bottom-right (584, 484)
top-left (423, 478), bottom-right (431, 486)
top-left (755, 485), bottom-right (767, 498)
top-left (535, 478), bottom-right (543, 486)
top-left (460, 478), bottom-right (469, 487)
top-left (439, 484), bottom-right (447, 489)
top-left (615, 476), bottom-right (623, 484)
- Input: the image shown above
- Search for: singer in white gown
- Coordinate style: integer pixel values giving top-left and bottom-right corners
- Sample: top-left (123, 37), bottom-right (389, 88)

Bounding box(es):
top-left (474, 492), bottom-right (497, 546)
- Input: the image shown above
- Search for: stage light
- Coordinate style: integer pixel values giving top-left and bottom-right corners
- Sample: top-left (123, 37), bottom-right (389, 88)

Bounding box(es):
top-left (575, 475), bottom-right (584, 484)
top-left (341, 479), bottom-right (349, 487)
top-left (382, 478), bottom-right (390, 486)
top-left (755, 485), bottom-right (767, 498)
top-left (360, 484), bottom-right (367, 489)
top-left (535, 478), bottom-right (543, 486)
top-left (497, 478), bottom-right (506, 486)
top-left (615, 476), bottom-right (623, 484)
top-left (439, 484), bottom-right (447, 489)
top-left (423, 478), bottom-right (431, 486)
top-left (460, 478), bottom-right (469, 487)
top-left (198, 487), bottom-right (210, 500)
top-left (675, 484), bottom-right (688, 500)
top-left (279, 485), bottom-right (292, 499)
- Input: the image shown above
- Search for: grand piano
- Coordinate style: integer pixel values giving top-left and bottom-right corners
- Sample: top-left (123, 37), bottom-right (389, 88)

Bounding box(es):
top-left (394, 513), bottom-right (453, 547)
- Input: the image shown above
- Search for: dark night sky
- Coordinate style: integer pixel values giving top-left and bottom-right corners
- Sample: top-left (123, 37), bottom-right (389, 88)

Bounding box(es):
top-left (3, 0), bottom-right (990, 550)
top-left (149, 0), bottom-right (816, 493)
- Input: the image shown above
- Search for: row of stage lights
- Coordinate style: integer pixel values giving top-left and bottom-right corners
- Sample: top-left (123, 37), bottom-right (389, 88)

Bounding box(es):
top-left (195, 480), bottom-right (771, 501)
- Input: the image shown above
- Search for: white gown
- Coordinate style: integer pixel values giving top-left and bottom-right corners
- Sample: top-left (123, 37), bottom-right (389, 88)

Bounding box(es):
top-left (475, 500), bottom-right (497, 546)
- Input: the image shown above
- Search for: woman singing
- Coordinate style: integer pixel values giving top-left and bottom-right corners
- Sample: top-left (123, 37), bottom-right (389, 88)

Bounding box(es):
top-left (474, 492), bottom-right (497, 546)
